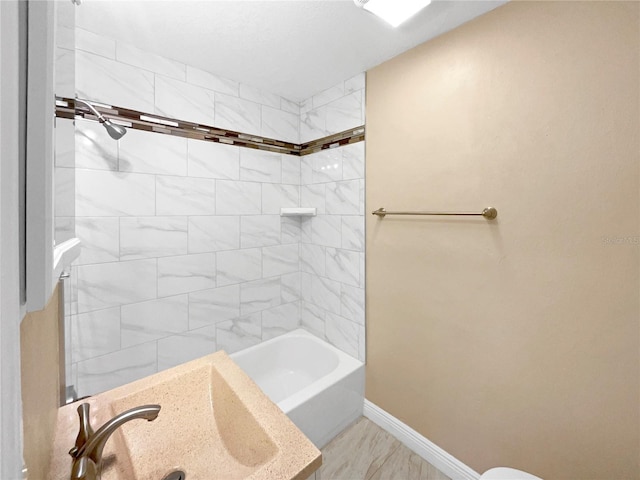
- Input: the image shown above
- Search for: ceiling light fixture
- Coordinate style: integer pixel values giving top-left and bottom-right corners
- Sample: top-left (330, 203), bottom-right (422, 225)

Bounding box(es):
top-left (354, 0), bottom-right (432, 28)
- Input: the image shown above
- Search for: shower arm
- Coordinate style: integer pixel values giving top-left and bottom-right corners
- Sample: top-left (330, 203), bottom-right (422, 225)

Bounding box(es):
top-left (74, 98), bottom-right (108, 124)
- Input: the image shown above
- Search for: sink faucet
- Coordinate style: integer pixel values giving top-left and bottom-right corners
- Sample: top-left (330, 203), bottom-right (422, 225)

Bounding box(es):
top-left (68, 402), bottom-right (161, 480)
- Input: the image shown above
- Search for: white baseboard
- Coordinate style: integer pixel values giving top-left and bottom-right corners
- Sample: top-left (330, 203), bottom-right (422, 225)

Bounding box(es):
top-left (363, 399), bottom-right (481, 480)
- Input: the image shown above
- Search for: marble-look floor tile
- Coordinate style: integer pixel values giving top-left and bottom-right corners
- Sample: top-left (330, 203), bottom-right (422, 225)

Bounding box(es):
top-left (368, 443), bottom-right (451, 480)
top-left (120, 295), bottom-right (189, 348)
top-left (157, 325), bottom-right (217, 371)
top-left (320, 417), bottom-right (401, 480)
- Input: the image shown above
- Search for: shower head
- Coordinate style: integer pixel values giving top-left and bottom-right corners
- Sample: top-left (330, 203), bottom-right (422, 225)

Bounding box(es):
top-left (102, 119), bottom-right (127, 140)
top-left (74, 98), bottom-right (127, 140)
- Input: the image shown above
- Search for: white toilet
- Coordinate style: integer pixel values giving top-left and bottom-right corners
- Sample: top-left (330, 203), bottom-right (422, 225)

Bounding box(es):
top-left (480, 467), bottom-right (543, 480)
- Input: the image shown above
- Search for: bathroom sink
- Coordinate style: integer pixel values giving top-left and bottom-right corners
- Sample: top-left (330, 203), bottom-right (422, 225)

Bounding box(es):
top-left (48, 351), bottom-right (321, 480)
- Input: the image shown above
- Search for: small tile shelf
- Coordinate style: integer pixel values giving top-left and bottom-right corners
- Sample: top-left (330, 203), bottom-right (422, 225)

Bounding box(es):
top-left (280, 207), bottom-right (317, 217)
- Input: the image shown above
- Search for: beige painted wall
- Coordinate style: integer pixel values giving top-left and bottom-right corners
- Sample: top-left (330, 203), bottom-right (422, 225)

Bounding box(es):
top-left (21, 285), bottom-right (61, 479)
top-left (365, 2), bottom-right (639, 479)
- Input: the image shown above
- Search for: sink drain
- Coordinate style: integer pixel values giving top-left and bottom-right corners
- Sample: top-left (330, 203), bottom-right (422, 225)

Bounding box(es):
top-left (162, 471), bottom-right (186, 480)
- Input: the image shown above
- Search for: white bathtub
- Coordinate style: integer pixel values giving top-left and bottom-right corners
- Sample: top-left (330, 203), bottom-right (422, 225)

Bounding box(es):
top-left (231, 329), bottom-right (365, 448)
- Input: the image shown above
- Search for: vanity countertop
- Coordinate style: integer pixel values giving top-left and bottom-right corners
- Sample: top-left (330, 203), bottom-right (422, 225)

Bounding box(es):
top-left (48, 350), bottom-right (321, 480)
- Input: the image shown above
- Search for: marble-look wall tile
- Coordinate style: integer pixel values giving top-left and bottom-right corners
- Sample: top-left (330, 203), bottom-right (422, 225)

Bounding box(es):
top-left (263, 244), bottom-right (299, 277)
top-left (342, 142), bottom-right (365, 180)
top-left (344, 73), bottom-right (366, 94)
top-left (76, 342), bottom-right (157, 398)
top-left (121, 295), bottom-right (189, 348)
top-left (120, 216), bottom-right (188, 260)
top-left (76, 50), bottom-right (154, 113)
top-left (188, 285), bottom-right (240, 329)
top-left (240, 277), bottom-right (281, 315)
top-left (187, 139), bottom-right (240, 180)
top-left (301, 243), bottom-right (326, 276)
top-left (76, 169), bottom-right (155, 217)
top-left (262, 106), bottom-right (299, 144)
top-left (281, 217), bottom-right (301, 244)
top-left (340, 285), bottom-right (365, 325)
top-left (76, 28), bottom-right (115, 59)
top-left (118, 129), bottom-right (187, 176)
top-left (312, 150), bottom-right (343, 183)
top-left (281, 272), bottom-right (301, 303)
top-left (241, 215), bottom-right (281, 248)
top-left (157, 253), bottom-right (216, 297)
top-left (216, 180), bottom-right (261, 215)
top-left (55, 167), bottom-right (75, 217)
top-left (262, 184), bottom-right (299, 214)
top-left (186, 66), bottom-right (239, 96)
top-left (342, 216), bottom-right (365, 251)
top-left (155, 75), bottom-right (215, 126)
top-left (157, 325), bottom-right (217, 371)
top-left (55, 47), bottom-right (75, 98)
top-left (281, 97), bottom-right (300, 115)
top-left (75, 217), bottom-right (120, 265)
top-left (239, 83), bottom-right (281, 109)
top-left (310, 274), bottom-right (341, 316)
top-left (55, 217), bottom-right (76, 245)
top-left (75, 119), bottom-right (118, 171)
top-left (262, 302), bottom-right (300, 340)
top-left (188, 216), bottom-right (240, 253)
top-left (216, 314), bottom-right (262, 354)
top-left (300, 107), bottom-right (327, 143)
top-left (326, 91), bottom-right (363, 134)
top-left (55, 118), bottom-right (75, 168)
top-left (312, 215), bottom-right (342, 248)
top-left (156, 176), bottom-right (216, 216)
top-left (313, 83), bottom-right (345, 109)
top-left (326, 180), bottom-right (360, 215)
top-left (240, 149), bottom-right (282, 183)
top-left (282, 155), bottom-right (301, 185)
top-left (116, 42), bottom-right (186, 80)
top-left (301, 157), bottom-right (313, 185)
top-left (71, 307), bottom-right (121, 363)
top-left (77, 259), bottom-right (157, 313)
top-left (301, 184), bottom-right (326, 214)
top-left (216, 248), bottom-right (262, 286)
top-left (301, 302), bottom-right (326, 340)
top-left (214, 93), bottom-right (261, 136)
top-left (325, 312), bottom-right (360, 360)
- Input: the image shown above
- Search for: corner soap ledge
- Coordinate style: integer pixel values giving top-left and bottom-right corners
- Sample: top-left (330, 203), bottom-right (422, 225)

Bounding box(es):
top-left (280, 207), bottom-right (317, 217)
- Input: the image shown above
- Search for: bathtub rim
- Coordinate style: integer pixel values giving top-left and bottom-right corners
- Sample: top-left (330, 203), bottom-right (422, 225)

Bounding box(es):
top-left (230, 328), bottom-right (364, 414)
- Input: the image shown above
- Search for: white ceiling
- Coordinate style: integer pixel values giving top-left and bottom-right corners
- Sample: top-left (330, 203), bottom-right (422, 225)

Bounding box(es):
top-left (76, 0), bottom-right (507, 101)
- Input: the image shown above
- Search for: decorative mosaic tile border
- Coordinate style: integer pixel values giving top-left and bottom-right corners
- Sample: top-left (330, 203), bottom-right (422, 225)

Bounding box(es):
top-left (55, 97), bottom-right (364, 157)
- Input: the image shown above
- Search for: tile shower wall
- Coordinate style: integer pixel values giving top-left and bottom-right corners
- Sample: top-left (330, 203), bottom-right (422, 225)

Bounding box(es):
top-left (67, 28), bottom-right (365, 396)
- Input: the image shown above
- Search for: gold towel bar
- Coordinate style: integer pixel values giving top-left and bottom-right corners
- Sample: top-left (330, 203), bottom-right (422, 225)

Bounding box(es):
top-left (372, 207), bottom-right (498, 219)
